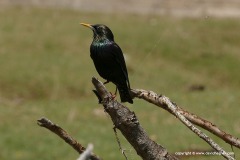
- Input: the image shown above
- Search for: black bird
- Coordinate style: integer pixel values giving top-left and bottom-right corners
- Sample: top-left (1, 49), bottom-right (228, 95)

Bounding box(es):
top-left (80, 23), bottom-right (133, 104)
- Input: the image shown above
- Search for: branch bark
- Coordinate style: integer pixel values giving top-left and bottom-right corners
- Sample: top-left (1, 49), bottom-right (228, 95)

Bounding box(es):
top-left (37, 117), bottom-right (101, 160)
top-left (92, 77), bottom-right (178, 160)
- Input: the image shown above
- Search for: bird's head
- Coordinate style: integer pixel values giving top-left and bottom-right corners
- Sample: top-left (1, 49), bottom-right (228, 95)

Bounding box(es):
top-left (80, 23), bottom-right (114, 41)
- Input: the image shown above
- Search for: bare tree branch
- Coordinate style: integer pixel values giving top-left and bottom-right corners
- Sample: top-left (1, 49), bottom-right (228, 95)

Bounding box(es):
top-left (37, 78), bottom-right (238, 160)
top-left (92, 77), bottom-right (178, 160)
top-left (37, 117), bottom-right (101, 160)
top-left (131, 89), bottom-right (236, 160)
top-left (131, 89), bottom-right (240, 149)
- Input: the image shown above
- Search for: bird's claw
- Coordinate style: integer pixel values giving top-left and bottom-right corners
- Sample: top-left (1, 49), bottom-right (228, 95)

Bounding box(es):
top-left (101, 93), bottom-right (116, 104)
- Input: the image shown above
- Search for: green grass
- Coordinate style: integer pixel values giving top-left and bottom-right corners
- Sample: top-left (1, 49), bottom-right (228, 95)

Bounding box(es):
top-left (0, 6), bottom-right (240, 160)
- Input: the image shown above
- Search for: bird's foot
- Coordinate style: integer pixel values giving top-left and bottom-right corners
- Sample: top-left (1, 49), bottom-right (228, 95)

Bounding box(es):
top-left (103, 80), bottom-right (110, 85)
top-left (101, 93), bottom-right (116, 105)
top-left (110, 92), bottom-right (117, 100)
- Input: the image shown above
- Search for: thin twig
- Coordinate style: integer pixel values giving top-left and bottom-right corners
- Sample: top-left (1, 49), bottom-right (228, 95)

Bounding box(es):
top-left (113, 127), bottom-right (129, 160)
top-left (37, 117), bottom-right (101, 160)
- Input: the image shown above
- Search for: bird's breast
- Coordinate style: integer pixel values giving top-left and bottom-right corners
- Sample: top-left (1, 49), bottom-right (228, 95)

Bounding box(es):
top-left (90, 42), bottom-right (113, 60)
top-left (90, 42), bottom-right (117, 80)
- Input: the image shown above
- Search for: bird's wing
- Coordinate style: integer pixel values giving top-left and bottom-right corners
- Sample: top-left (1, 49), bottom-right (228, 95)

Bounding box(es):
top-left (109, 43), bottom-right (131, 89)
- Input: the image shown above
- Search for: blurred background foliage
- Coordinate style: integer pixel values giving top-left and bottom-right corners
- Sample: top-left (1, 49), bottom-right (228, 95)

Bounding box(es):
top-left (0, 2), bottom-right (240, 160)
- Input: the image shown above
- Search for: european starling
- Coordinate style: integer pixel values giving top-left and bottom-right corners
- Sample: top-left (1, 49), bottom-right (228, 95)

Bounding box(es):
top-left (80, 23), bottom-right (133, 104)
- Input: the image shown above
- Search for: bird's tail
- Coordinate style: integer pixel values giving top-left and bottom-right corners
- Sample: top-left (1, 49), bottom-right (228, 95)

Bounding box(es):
top-left (117, 83), bottom-right (133, 104)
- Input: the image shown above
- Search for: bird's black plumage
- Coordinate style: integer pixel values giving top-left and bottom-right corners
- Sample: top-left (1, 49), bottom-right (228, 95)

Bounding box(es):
top-left (81, 23), bottom-right (133, 104)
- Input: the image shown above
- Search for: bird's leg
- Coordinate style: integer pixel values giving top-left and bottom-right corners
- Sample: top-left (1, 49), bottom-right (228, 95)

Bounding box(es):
top-left (103, 80), bottom-right (117, 101)
top-left (109, 87), bottom-right (118, 100)
top-left (103, 80), bottom-right (110, 84)
top-left (114, 87), bottom-right (118, 96)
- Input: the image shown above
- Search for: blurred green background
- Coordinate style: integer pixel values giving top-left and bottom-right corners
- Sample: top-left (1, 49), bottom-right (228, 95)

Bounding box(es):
top-left (0, 5), bottom-right (239, 160)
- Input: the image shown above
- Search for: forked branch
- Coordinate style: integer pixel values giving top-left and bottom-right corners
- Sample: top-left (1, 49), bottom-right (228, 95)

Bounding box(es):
top-left (130, 89), bottom-right (236, 160)
top-left (37, 78), bottom-right (238, 160)
top-left (130, 89), bottom-right (240, 149)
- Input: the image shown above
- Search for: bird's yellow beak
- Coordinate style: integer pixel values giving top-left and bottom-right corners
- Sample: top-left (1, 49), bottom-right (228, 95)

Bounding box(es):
top-left (80, 23), bottom-right (93, 29)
